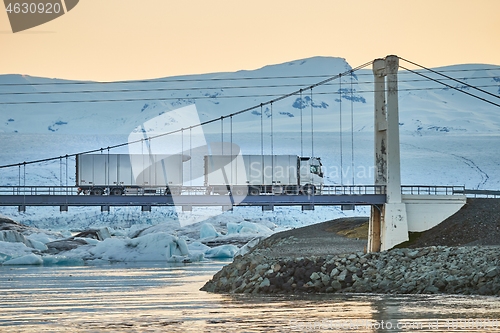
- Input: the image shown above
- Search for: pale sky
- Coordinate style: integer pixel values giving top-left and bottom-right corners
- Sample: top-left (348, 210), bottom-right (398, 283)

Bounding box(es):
top-left (1, 0), bottom-right (499, 81)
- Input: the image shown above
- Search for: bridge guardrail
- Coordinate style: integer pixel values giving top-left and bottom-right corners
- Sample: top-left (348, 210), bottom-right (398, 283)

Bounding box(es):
top-left (0, 185), bottom-right (387, 196)
top-left (455, 189), bottom-right (500, 198)
top-left (321, 185), bottom-right (386, 195)
top-left (0, 185), bottom-right (474, 197)
top-left (401, 185), bottom-right (466, 196)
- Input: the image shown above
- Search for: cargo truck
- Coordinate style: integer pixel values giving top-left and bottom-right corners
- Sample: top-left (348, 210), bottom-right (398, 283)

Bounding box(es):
top-left (204, 155), bottom-right (323, 195)
top-left (76, 153), bottom-right (323, 196)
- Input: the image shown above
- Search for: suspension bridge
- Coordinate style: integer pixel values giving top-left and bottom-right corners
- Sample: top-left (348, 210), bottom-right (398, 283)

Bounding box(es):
top-left (1, 55), bottom-right (498, 251)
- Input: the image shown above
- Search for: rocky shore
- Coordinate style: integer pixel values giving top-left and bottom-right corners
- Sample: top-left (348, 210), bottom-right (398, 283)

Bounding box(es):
top-left (201, 245), bottom-right (500, 295)
top-left (202, 199), bottom-right (500, 296)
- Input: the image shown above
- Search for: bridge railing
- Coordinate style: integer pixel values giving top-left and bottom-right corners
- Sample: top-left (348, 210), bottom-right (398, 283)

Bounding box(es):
top-left (455, 189), bottom-right (500, 198)
top-left (0, 185), bottom-right (470, 197)
top-left (322, 185), bottom-right (386, 195)
top-left (0, 185), bottom-right (387, 196)
top-left (401, 185), bottom-right (466, 196)
top-left (0, 186), bottom-right (76, 196)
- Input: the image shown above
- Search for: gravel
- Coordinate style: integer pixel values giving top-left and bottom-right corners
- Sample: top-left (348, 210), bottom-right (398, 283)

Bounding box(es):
top-left (249, 217), bottom-right (368, 259)
top-left (408, 198), bottom-right (500, 248)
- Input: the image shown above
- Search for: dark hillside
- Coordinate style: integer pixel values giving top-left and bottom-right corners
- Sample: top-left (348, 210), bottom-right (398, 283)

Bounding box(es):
top-left (408, 198), bottom-right (500, 248)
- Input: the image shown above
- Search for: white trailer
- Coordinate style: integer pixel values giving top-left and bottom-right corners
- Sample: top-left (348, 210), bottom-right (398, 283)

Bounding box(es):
top-left (204, 155), bottom-right (323, 195)
top-left (76, 154), bottom-right (185, 195)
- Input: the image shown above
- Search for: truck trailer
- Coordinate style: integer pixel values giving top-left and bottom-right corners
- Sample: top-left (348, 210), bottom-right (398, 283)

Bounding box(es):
top-left (76, 153), bottom-right (185, 195)
top-left (76, 153), bottom-right (323, 196)
top-left (204, 155), bottom-right (323, 195)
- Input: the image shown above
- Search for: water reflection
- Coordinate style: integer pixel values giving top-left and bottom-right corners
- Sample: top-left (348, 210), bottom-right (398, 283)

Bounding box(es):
top-left (0, 262), bottom-right (498, 332)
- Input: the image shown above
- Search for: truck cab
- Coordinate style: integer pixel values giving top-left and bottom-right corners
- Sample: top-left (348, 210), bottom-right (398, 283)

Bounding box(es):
top-left (299, 157), bottom-right (324, 195)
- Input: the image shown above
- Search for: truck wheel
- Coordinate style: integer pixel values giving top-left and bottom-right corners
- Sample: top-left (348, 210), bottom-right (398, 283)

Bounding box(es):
top-left (249, 187), bottom-right (260, 196)
top-left (110, 188), bottom-right (123, 196)
top-left (91, 188), bottom-right (104, 196)
top-left (233, 187), bottom-right (247, 196)
top-left (169, 187), bottom-right (181, 195)
top-left (301, 184), bottom-right (316, 196)
top-left (272, 186), bottom-right (284, 195)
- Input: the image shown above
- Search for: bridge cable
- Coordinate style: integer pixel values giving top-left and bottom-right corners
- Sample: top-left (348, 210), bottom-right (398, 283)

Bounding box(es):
top-left (59, 157), bottom-right (63, 187)
top-left (339, 74), bottom-right (343, 185)
top-left (0, 74), bottom-right (351, 87)
top-left (220, 117), bottom-right (224, 155)
top-left (310, 88), bottom-right (314, 158)
top-left (1, 75), bottom-right (496, 99)
top-left (271, 102), bottom-right (274, 192)
top-left (260, 103), bottom-right (264, 186)
top-left (0, 67), bottom-right (496, 89)
top-left (399, 57), bottom-right (500, 101)
top-left (300, 89), bottom-right (304, 157)
top-left (190, 127), bottom-right (193, 187)
top-left (260, 103), bottom-right (264, 157)
top-left (67, 154), bottom-right (70, 195)
top-left (350, 72), bottom-right (355, 185)
top-left (106, 149), bottom-right (109, 193)
top-left (0, 61), bottom-right (374, 169)
top-left (399, 65), bottom-right (500, 108)
top-left (230, 116), bottom-right (233, 185)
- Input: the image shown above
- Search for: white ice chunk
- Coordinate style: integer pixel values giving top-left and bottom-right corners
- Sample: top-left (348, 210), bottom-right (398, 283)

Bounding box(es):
top-left (96, 227), bottom-right (111, 240)
top-left (3, 253), bottom-right (43, 265)
top-left (200, 223), bottom-right (220, 239)
top-left (90, 232), bottom-right (189, 262)
top-left (234, 236), bottom-right (266, 257)
top-left (26, 239), bottom-right (48, 251)
top-left (0, 230), bottom-right (47, 250)
top-left (42, 255), bottom-right (85, 266)
top-left (0, 241), bottom-right (34, 263)
top-left (204, 244), bottom-right (239, 258)
top-left (227, 221), bottom-right (273, 236)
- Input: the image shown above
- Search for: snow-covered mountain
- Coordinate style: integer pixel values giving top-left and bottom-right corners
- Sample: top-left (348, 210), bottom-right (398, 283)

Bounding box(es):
top-left (1, 57), bottom-right (499, 137)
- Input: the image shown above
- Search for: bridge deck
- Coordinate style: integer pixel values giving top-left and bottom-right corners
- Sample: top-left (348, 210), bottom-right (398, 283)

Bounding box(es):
top-left (0, 185), bottom-right (388, 209)
top-left (0, 193), bottom-right (387, 207)
top-left (0, 185), bottom-right (468, 209)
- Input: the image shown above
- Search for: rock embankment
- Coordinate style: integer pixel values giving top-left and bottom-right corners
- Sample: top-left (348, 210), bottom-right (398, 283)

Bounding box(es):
top-left (201, 245), bottom-right (500, 296)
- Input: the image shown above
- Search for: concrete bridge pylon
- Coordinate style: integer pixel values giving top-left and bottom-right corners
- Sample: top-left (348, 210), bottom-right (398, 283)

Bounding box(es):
top-left (367, 55), bottom-right (466, 252)
top-left (368, 55), bottom-right (409, 252)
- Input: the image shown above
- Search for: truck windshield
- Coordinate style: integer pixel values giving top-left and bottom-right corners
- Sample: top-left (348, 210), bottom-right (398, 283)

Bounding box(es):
top-left (310, 165), bottom-right (320, 174)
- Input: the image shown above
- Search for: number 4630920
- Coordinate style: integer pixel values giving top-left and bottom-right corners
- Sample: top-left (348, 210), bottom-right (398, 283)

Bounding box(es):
top-left (5, 2), bottom-right (62, 14)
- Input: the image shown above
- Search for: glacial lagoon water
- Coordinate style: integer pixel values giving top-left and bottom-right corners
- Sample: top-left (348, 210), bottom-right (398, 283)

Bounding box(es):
top-left (1, 261), bottom-right (499, 332)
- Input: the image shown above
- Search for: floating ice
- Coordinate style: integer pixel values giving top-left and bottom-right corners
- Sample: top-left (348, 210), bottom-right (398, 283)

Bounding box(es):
top-left (227, 221), bottom-right (273, 236)
top-left (3, 253), bottom-right (43, 265)
top-left (200, 223), bottom-right (220, 239)
top-left (204, 244), bottom-right (239, 258)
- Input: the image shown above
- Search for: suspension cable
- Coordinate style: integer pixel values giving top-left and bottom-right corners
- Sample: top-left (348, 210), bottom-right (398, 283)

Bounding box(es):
top-left (350, 73), bottom-right (355, 185)
top-left (260, 104), bottom-right (264, 157)
top-left (271, 102), bottom-right (274, 189)
top-left (310, 88), bottom-right (314, 158)
top-left (59, 157), bottom-right (62, 187)
top-left (66, 154), bottom-right (69, 193)
top-left (300, 89), bottom-right (303, 157)
top-left (399, 57), bottom-right (500, 100)
top-left (189, 127), bottom-right (193, 186)
top-left (399, 65), bottom-right (500, 108)
top-left (271, 102), bottom-right (274, 158)
top-left (221, 117), bottom-right (224, 155)
top-left (339, 74), bottom-right (343, 185)
top-left (230, 116), bottom-right (233, 184)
